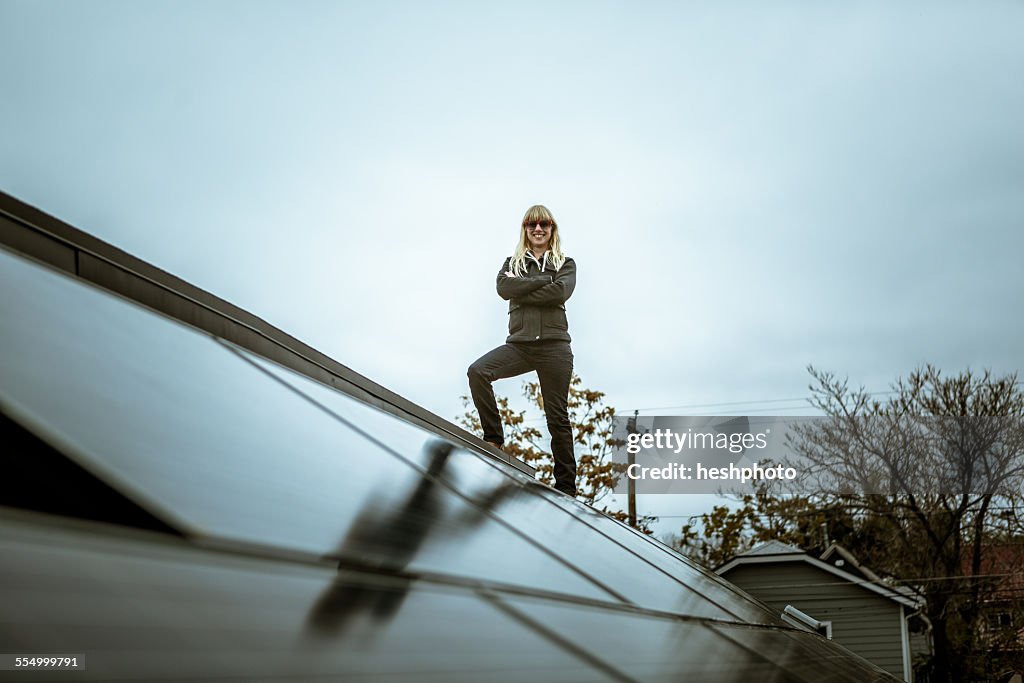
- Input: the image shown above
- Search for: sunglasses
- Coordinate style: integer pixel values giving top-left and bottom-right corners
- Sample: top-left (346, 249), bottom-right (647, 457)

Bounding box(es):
top-left (523, 220), bottom-right (554, 230)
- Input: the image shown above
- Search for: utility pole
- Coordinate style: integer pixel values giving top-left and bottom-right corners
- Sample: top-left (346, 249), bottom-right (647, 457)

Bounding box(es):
top-left (627, 410), bottom-right (637, 528)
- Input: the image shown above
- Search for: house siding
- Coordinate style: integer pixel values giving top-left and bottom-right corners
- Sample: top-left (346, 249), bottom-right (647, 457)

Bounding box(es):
top-left (722, 562), bottom-right (906, 680)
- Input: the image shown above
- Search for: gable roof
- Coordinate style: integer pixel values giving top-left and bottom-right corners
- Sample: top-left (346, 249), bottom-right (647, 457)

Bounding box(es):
top-left (716, 542), bottom-right (922, 608)
top-left (739, 540), bottom-right (804, 556)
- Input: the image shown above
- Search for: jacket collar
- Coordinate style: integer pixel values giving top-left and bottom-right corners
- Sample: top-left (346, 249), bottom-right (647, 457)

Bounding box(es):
top-left (527, 250), bottom-right (550, 272)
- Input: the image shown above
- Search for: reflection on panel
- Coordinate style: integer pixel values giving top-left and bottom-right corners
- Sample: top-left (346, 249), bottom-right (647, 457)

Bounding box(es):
top-left (243, 349), bottom-right (768, 622)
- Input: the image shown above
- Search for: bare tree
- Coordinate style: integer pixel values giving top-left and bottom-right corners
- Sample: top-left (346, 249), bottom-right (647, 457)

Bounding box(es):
top-left (787, 365), bottom-right (1024, 683)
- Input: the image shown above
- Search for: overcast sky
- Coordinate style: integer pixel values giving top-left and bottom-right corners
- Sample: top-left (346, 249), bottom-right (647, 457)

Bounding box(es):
top-left (3, 1), bottom-right (1022, 535)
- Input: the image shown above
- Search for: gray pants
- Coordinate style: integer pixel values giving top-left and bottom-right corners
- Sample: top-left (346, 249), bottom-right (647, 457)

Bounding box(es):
top-left (467, 341), bottom-right (576, 495)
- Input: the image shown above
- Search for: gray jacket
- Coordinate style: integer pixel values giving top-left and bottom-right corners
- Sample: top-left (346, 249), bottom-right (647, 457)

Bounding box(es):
top-left (495, 254), bottom-right (576, 343)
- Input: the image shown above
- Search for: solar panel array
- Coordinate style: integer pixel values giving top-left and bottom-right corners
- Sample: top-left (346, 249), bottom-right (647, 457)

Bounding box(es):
top-left (0, 246), bottom-right (899, 681)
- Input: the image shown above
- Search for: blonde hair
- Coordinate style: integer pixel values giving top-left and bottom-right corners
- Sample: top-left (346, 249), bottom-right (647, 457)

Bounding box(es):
top-left (509, 204), bottom-right (566, 276)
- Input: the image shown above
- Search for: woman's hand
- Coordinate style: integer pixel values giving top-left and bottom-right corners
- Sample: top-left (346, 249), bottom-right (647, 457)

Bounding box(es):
top-left (504, 270), bottom-right (516, 277)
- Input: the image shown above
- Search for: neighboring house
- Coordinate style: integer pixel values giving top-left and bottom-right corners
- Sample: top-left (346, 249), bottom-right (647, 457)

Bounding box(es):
top-left (969, 542), bottom-right (1024, 681)
top-left (716, 540), bottom-right (926, 682)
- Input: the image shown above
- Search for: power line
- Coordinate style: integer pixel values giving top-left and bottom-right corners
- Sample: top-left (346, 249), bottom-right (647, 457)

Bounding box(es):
top-left (513, 381), bottom-right (1024, 424)
top-left (624, 381), bottom-right (1024, 415)
top-left (506, 389), bottom-right (900, 425)
top-left (624, 389), bottom-right (901, 414)
top-left (629, 396), bottom-right (828, 412)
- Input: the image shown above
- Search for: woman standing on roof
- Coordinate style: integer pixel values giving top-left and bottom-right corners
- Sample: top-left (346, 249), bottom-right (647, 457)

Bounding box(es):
top-left (467, 204), bottom-right (577, 497)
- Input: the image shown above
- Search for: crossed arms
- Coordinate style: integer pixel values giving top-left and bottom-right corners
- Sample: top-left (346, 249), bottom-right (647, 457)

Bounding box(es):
top-left (495, 257), bottom-right (576, 306)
